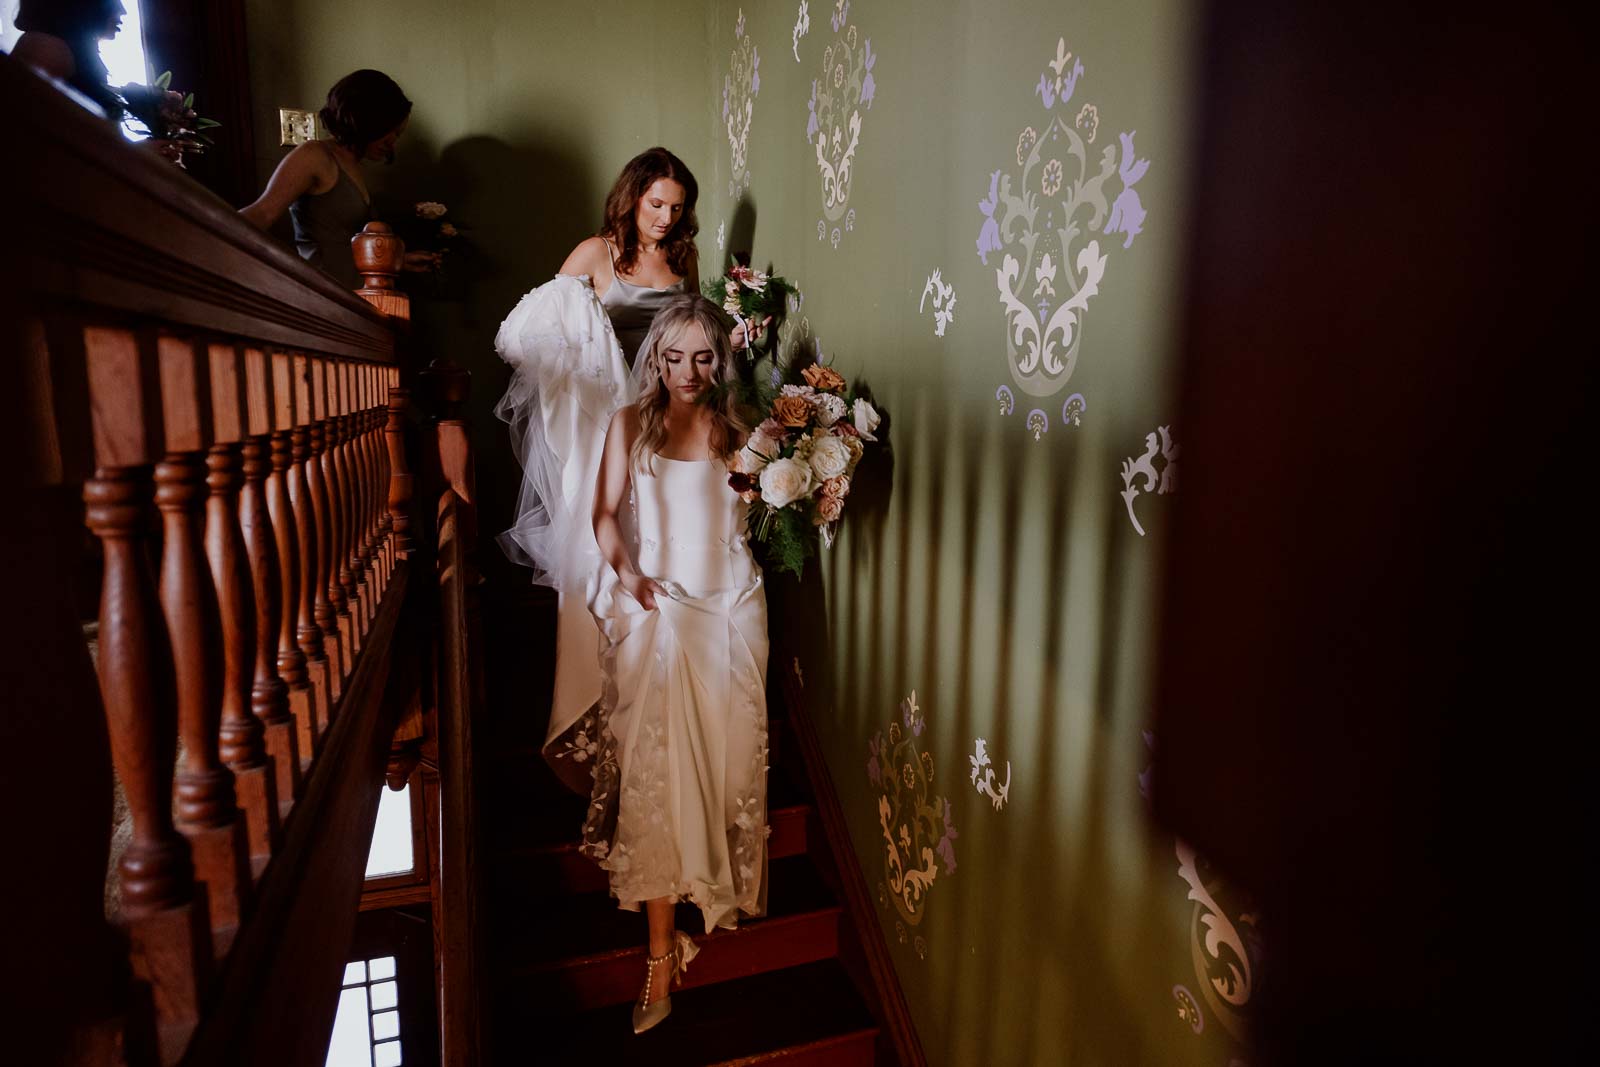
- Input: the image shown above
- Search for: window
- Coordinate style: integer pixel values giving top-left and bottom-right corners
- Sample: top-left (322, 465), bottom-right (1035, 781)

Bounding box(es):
top-left (1, 0), bottom-right (151, 138)
top-left (365, 782), bottom-right (415, 879)
top-left (326, 956), bottom-right (403, 1067)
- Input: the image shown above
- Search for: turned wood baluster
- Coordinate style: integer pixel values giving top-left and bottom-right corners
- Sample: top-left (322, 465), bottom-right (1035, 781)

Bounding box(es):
top-left (349, 364), bottom-right (375, 630)
top-left (332, 362), bottom-right (362, 652)
top-left (318, 358), bottom-right (354, 677)
top-left (343, 364), bottom-right (365, 639)
top-left (272, 352), bottom-right (322, 765)
top-left (81, 326), bottom-right (210, 1062)
top-left (368, 366), bottom-right (387, 590)
top-left (156, 335), bottom-right (251, 954)
top-left (242, 347), bottom-right (301, 815)
top-left (387, 383), bottom-right (414, 560)
top-left (289, 354), bottom-right (332, 745)
top-left (305, 357), bottom-right (343, 705)
top-left (206, 343), bottom-right (279, 874)
top-left (366, 368), bottom-right (386, 594)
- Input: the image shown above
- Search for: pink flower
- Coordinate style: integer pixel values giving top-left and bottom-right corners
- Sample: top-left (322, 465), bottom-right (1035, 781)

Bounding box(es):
top-left (816, 493), bottom-right (844, 523)
top-left (757, 418), bottom-right (786, 440)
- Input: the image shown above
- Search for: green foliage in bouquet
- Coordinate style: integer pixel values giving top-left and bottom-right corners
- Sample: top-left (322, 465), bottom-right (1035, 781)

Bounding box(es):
top-left (119, 70), bottom-right (221, 149)
top-left (724, 359), bottom-right (885, 579)
top-left (703, 265), bottom-right (795, 352)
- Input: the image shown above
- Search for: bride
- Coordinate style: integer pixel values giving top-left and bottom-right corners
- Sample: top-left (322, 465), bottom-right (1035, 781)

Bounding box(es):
top-left (496, 236), bottom-right (769, 1028)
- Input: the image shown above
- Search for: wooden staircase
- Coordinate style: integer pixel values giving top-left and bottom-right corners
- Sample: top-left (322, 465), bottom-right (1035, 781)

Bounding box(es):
top-left (477, 583), bottom-right (881, 1065)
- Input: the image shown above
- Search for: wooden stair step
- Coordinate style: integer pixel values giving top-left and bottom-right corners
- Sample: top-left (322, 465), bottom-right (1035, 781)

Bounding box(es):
top-left (494, 958), bottom-right (876, 1066)
top-left (493, 856), bottom-right (840, 1014)
top-left (493, 802), bottom-right (812, 897)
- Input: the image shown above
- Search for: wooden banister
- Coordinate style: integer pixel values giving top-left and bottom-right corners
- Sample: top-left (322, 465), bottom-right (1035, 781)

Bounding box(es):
top-left (5, 49), bottom-right (450, 1066)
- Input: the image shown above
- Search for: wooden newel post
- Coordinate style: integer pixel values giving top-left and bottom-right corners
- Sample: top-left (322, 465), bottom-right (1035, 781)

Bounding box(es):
top-left (386, 385), bottom-right (414, 558)
top-left (422, 356), bottom-right (477, 568)
top-left (353, 222), bottom-right (411, 321)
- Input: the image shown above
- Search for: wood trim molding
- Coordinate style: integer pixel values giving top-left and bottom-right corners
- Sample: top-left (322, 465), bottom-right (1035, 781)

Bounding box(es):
top-left (5, 54), bottom-right (395, 363)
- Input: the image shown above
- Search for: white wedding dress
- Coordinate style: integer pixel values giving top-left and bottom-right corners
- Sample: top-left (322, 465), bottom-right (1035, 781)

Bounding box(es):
top-left (495, 275), bottom-right (770, 932)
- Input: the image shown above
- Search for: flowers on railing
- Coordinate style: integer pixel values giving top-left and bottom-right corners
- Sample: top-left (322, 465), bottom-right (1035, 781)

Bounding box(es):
top-left (727, 360), bottom-right (884, 577)
top-left (118, 70), bottom-right (220, 166)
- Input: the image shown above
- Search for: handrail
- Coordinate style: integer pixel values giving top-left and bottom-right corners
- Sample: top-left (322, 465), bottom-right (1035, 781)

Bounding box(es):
top-left (4, 51), bottom-right (426, 1066)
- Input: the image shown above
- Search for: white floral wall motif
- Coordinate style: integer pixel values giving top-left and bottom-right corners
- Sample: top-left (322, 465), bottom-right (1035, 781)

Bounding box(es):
top-left (806, 0), bottom-right (877, 249)
top-left (976, 36), bottom-right (1153, 437)
top-left (723, 9), bottom-right (761, 196)
top-left (792, 0), bottom-right (811, 61)
top-left (1119, 425), bottom-right (1177, 536)
top-left (968, 738), bottom-right (1011, 810)
top-left (919, 269), bottom-right (957, 337)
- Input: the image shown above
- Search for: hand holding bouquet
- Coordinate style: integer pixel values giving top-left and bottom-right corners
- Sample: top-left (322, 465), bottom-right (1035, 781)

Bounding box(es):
top-left (703, 263), bottom-right (794, 353)
top-left (727, 362), bottom-right (884, 577)
top-left (118, 71), bottom-right (221, 168)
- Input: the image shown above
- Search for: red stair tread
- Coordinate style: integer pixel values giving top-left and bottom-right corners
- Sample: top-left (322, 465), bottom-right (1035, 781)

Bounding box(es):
top-left (495, 958), bottom-right (876, 1066)
top-left (490, 855), bottom-right (835, 971)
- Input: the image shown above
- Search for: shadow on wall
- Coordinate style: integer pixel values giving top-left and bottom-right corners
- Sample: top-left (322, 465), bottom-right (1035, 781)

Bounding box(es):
top-left (806, 402), bottom-right (1175, 1060)
top-left (370, 129), bottom-right (596, 585)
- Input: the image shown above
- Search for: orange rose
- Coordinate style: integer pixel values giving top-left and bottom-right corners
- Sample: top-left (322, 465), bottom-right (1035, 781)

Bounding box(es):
top-left (772, 395), bottom-right (813, 428)
top-left (802, 365), bottom-right (847, 392)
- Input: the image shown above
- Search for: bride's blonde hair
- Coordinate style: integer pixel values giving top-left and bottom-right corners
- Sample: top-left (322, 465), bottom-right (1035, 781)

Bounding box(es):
top-left (630, 295), bottom-right (750, 473)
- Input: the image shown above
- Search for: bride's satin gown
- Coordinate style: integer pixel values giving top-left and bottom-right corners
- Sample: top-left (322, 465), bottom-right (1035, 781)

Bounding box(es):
top-left (575, 454), bottom-right (769, 931)
top-left (496, 269), bottom-right (769, 932)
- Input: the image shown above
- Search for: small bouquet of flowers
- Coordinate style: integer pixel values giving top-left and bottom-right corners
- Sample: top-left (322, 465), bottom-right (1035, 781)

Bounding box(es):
top-left (118, 71), bottom-right (221, 166)
top-left (395, 201), bottom-right (473, 292)
top-left (702, 263), bottom-right (795, 354)
top-left (727, 362), bottom-right (884, 577)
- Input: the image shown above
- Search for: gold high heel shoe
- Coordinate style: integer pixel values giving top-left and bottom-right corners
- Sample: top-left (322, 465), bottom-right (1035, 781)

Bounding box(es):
top-left (632, 930), bottom-right (699, 1034)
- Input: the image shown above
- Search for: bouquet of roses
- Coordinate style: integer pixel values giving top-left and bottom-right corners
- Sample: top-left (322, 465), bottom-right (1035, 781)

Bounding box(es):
top-left (703, 263), bottom-right (794, 353)
top-left (727, 362), bottom-right (884, 577)
top-left (394, 201), bottom-right (473, 290)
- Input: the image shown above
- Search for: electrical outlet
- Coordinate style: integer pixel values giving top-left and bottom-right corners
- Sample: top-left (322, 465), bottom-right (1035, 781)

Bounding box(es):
top-left (279, 108), bottom-right (317, 146)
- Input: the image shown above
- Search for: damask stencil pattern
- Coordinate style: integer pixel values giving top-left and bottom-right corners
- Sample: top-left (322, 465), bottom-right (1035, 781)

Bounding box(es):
top-left (1119, 425), bottom-right (1177, 536)
top-left (868, 691), bottom-right (957, 948)
top-left (806, 0), bottom-right (876, 250)
top-left (723, 10), bottom-right (761, 196)
top-left (919, 269), bottom-right (956, 337)
top-left (978, 37), bottom-right (1153, 437)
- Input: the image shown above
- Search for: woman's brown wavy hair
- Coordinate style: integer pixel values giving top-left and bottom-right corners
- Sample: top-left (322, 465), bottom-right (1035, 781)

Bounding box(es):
top-left (600, 147), bottom-right (700, 278)
top-left (629, 296), bottom-right (749, 475)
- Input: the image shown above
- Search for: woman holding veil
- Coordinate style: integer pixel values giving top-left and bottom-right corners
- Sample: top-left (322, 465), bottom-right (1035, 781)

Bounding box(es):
top-left (495, 149), bottom-right (769, 1034)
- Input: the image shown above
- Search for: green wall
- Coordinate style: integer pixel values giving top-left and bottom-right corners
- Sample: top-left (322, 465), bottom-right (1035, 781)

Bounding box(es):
top-left (243, 0), bottom-right (720, 536)
top-left (703, 2), bottom-right (1252, 1064)
top-left (245, 2), bottom-right (1254, 1063)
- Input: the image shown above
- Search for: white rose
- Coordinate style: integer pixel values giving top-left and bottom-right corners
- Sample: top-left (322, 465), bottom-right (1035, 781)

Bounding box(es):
top-left (852, 398), bottom-right (881, 441)
top-left (738, 433), bottom-right (778, 473)
top-left (808, 434), bottom-right (852, 481)
top-left (810, 393), bottom-right (847, 427)
top-left (780, 384), bottom-right (815, 398)
top-left (759, 457), bottom-right (813, 508)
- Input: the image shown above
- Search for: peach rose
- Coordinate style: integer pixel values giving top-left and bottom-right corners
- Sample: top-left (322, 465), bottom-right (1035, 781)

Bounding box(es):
top-left (821, 475), bottom-right (850, 500)
top-left (802, 365), bottom-right (847, 392)
top-left (816, 493), bottom-right (844, 523)
top-left (772, 395), bottom-right (812, 428)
